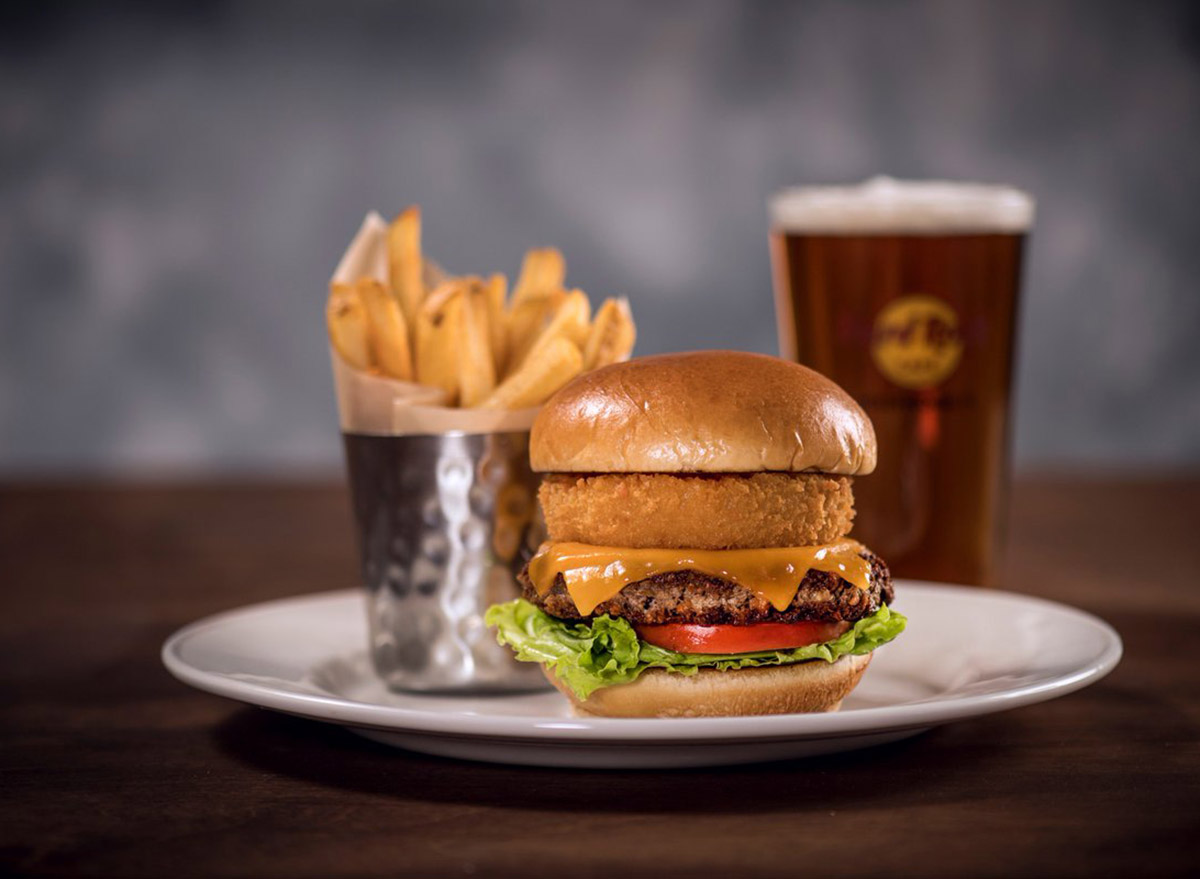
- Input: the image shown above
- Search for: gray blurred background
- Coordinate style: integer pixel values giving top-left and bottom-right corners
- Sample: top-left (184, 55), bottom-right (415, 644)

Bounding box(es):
top-left (2, 0), bottom-right (1198, 476)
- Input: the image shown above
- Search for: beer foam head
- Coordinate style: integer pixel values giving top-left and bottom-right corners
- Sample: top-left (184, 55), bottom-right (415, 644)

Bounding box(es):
top-left (770, 176), bottom-right (1034, 234)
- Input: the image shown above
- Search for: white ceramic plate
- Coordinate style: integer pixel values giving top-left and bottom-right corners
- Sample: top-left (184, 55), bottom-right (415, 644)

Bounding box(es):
top-left (162, 582), bottom-right (1121, 768)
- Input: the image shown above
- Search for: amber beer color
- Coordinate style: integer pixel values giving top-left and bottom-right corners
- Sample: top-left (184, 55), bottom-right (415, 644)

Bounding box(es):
top-left (769, 178), bottom-right (1034, 585)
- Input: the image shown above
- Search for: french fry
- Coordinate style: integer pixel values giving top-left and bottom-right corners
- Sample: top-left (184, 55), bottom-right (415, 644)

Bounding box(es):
top-left (506, 289), bottom-right (566, 372)
top-left (387, 206), bottom-right (425, 332)
top-left (560, 289), bottom-right (592, 347)
top-left (583, 297), bottom-right (636, 369)
top-left (510, 247), bottom-right (565, 309)
top-left (332, 205), bottom-right (639, 410)
top-left (485, 273), bottom-right (508, 377)
top-left (520, 289), bottom-right (591, 368)
top-left (327, 282), bottom-right (373, 371)
top-left (415, 281), bottom-right (465, 403)
top-left (481, 336), bottom-right (583, 410)
top-left (458, 279), bottom-right (497, 407)
top-left (421, 277), bottom-right (462, 315)
top-left (355, 277), bottom-right (413, 381)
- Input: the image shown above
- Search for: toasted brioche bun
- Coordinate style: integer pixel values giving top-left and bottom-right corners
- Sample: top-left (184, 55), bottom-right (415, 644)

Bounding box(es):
top-left (530, 350), bottom-right (876, 475)
top-left (543, 653), bottom-right (872, 718)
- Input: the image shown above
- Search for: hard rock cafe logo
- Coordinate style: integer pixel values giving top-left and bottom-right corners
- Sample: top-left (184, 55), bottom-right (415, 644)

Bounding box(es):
top-left (870, 295), bottom-right (964, 389)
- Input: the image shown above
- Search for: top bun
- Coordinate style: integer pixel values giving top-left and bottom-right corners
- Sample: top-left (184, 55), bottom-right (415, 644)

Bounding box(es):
top-left (530, 351), bottom-right (877, 475)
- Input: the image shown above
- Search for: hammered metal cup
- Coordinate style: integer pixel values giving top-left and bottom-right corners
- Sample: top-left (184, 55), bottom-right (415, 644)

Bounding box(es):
top-left (342, 430), bottom-right (548, 693)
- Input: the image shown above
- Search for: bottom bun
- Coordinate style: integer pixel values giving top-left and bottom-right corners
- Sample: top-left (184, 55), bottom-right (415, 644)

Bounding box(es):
top-left (543, 653), bottom-right (873, 719)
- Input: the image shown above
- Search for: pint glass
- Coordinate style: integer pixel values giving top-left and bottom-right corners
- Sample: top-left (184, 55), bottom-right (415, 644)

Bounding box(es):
top-left (769, 177), bottom-right (1034, 585)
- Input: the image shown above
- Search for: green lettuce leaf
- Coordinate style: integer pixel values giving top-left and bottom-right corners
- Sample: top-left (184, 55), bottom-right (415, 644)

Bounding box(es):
top-left (484, 599), bottom-right (906, 701)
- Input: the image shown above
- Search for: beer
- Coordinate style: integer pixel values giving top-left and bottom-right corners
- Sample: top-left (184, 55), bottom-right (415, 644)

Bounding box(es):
top-left (769, 178), bottom-right (1034, 585)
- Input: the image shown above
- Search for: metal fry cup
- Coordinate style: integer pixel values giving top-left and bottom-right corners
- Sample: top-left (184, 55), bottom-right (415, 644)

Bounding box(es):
top-left (332, 351), bottom-right (548, 692)
top-left (343, 432), bottom-right (547, 693)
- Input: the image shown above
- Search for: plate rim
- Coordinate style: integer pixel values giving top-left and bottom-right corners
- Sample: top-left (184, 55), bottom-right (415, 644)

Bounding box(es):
top-left (161, 581), bottom-right (1123, 742)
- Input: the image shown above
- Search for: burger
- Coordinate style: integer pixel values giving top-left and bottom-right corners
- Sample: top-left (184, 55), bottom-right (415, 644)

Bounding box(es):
top-left (485, 350), bottom-right (905, 717)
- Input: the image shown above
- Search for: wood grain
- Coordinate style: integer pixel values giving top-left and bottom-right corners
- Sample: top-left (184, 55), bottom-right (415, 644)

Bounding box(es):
top-left (2, 478), bottom-right (1197, 878)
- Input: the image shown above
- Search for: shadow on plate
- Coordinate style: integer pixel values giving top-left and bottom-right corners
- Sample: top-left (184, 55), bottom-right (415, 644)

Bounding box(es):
top-left (210, 706), bottom-right (1018, 815)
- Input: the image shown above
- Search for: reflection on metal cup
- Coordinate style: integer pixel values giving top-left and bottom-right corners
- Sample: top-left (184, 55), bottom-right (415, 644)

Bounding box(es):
top-left (342, 431), bottom-right (548, 692)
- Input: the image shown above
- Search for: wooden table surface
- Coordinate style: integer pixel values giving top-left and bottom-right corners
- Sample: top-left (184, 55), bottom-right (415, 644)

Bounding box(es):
top-left (2, 477), bottom-right (1198, 878)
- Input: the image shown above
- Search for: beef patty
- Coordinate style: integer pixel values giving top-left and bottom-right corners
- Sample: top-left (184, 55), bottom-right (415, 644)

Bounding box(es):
top-left (520, 551), bottom-right (893, 626)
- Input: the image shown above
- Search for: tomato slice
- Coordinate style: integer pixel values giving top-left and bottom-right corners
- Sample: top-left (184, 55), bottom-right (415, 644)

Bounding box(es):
top-left (635, 620), bottom-right (852, 654)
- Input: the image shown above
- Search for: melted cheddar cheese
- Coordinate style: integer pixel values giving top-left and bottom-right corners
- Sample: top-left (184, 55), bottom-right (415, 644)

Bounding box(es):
top-left (527, 540), bottom-right (871, 615)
